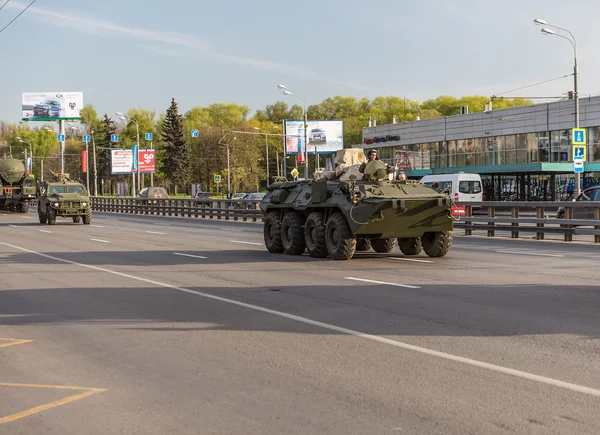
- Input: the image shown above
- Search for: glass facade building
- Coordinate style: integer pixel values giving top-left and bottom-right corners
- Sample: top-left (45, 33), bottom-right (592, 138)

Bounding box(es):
top-left (361, 96), bottom-right (600, 200)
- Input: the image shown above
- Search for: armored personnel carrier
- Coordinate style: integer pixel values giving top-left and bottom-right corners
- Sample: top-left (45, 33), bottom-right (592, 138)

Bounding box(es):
top-left (0, 157), bottom-right (36, 213)
top-left (260, 149), bottom-right (454, 260)
top-left (37, 172), bottom-right (92, 225)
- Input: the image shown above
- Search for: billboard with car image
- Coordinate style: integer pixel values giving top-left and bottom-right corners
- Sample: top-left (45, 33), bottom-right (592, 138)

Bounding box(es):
top-left (22, 92), bottom-right (83, 121)
top-left (283, 120), bottom-right (343, 155)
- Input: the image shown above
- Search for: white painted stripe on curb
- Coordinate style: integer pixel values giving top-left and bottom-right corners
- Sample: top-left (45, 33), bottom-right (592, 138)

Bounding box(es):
top-left (2, 241), bottom-right (600, 399)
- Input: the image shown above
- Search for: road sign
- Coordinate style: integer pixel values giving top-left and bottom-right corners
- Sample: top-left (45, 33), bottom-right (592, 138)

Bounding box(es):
top-left (138, 149), bottom-right (156, 173)
top-left (214, 174), bottom-right (221, 183)
top-left (572, 128), bottom-right (586, 144)
top-left (573, 145), bottom-right (587, 161)
top-left (290, 168), bottom-right (299, 178)
top-left (57, 134), bottom-right (65, 142)
top-left (110, 134), bottom-right (119, 143)
top-left (191, 129), bottom-right (199, 138)
top-left (574, 159), bottom-right (584, 173)
top-left (83, 134), bottom-right (91, 143)
top-left (145, 133), bottom-right (153, 141)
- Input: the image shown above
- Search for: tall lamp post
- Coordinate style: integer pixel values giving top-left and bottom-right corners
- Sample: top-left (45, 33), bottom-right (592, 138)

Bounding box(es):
top-left (534, 18), bottom-right (580, 195)
top-left (277, 84), bottom-right (308, 179)
top-left (116, 112), bottom-right (140, 196)
top-left (16, 137), bottom-right (33, 174)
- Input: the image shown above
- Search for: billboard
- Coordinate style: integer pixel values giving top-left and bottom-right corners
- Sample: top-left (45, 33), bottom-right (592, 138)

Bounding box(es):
top-left (284, 120), bottom-right (343, 155)
top-left (111, 149), bottom-right (156, 174)
top-left (22, 92), bottom-right (83, 121)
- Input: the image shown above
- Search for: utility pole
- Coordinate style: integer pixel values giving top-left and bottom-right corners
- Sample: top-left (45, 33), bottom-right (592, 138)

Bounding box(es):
top-left (91, 129), bottom-right (98, 196)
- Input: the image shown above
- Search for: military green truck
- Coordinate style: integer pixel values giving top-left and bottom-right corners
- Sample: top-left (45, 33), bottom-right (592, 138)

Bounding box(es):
top-left (0, 157), bottom-right (36, 213)
top-left (260, 149), bottom-right (454, 260)
top-left (37, 173), bottom-right (92, 225)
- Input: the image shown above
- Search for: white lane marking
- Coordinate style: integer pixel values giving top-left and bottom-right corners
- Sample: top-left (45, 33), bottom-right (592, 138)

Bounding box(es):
top-left (173, 252), bottom-right (207, 259)
top-left (90, 238), bottom-right (109, 243)
top-left (2, 242), bottom-right (600, 400)
top-left (8, 224), bottom-right (18, 227)
top-left (230, 240), bottom-right (262, 246)
top-left (154, 223), bottom-right (171, 226)
top-left (495, 250), bottom-right (564, 258)
top-left (20, 216), bottom-right (32, 219)
top-left (345, 277), bottom-right (420, 289)
top-left (389, 257), bottom-right (434, 263)
top-left (38, 230), bottom-right (53, 234)
top-left (91, 225), bottom-right (105, 228)
top-left (145, 231), bottom-right (166, 235)
top-left (223, 228), bottom-right (244, 232)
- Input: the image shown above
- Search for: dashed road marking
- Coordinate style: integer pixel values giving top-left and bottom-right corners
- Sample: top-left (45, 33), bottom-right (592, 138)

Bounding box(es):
top-left (344, 277), bottom-right (420, 289)
top-left (39, 230), bottom-right (52, 234)
top-left (230, 240), bottom-right (262, 246)
top-left (145, 231), bottom-right (166, 235)
top-left (495, 250), bottom-right (564, 258)
top-left (91, 225), bottom-right (104, 228)
top-left (20, 216), bottom-right (32, 220)
top-left (0, 338), bottom-right (33, 348)
top-left (173, 252), bottom-right (207, 259)
top-left (90, 238), bottom-right (109, 243)
top-left (389, 257), bottom-right (434, 263)
top-left (3, 241), bottom-right (600, 399)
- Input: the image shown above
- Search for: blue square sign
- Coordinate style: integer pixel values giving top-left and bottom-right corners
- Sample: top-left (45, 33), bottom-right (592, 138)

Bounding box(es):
top-left (83, 135), bottom-right (91, 143)
top-left (191, 129), bottom-right (199, 138)
top-left (57, 134), bottom-right (65, 142)
top-left (111, 134), bottom-right (119, 143)
top-left (145, 133), bottom-right (153, 141)
top-left (572, 128), bottom-right (586, 145)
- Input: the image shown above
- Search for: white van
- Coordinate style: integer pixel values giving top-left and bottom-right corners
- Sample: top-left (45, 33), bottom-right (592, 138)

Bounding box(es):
top-left (419, 172), bottom-right (483, 203)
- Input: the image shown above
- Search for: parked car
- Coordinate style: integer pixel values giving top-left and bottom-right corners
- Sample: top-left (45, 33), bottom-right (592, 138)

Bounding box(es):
top-left (231, 192), bottom-right (247, 200)
top-left (308, 128), bottom-right (327, 144)
top-left (137, 186), bottom-right (169, 205)
top-left (33, 99), bottom-right (61, 118)
top-left (242, 192), bottom-right (266, 209)
top-left (195, 192), bottom-right (212, 200)
top-left (557, 185), bottom-right (600, 223)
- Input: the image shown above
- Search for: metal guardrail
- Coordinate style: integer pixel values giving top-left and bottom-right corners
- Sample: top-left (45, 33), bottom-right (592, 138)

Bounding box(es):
top-left (455, 201), bottom-right (600, 243)
top-left (90, 197), bottom-right (600, 243)
top-left (91, 197), bottom-right (264, 223)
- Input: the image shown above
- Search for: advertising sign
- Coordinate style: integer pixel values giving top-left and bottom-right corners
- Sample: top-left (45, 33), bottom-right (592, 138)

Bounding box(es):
top-left (111, 148), bottom-right (156, 174)
top-left (21, 92), bottom-right (83, 121)
top-left (138, 149), bottom-right (156, 173)
top-left (395, 150), bottom-right (431, 170)
top-left (283, 120), bottom-right (343, 155)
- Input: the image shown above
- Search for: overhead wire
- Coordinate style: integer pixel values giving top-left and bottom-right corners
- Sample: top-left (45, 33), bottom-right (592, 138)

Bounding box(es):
top-left (0, 1), bottom-right (11, 13)
top-left (0, 0), bottom-right (37, 35)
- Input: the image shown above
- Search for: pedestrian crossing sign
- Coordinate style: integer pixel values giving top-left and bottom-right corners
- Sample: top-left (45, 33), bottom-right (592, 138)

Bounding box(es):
top-left (572, 128), bottom-right (586, 145)
top-left (572, 145), bottom-right (587, 161)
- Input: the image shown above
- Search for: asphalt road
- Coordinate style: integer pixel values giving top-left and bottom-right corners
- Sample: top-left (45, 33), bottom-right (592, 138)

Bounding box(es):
top-left (1, 210), bottom-right (599, 434)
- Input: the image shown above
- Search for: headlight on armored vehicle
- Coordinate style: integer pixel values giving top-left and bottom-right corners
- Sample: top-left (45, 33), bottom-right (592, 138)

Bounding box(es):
top-left (82, 202), bottom-right (87, 207)
top-left (53, 202), bottom-right (59, 207)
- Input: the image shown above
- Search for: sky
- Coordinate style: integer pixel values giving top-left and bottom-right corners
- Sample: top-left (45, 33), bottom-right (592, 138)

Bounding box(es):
top-left (2, 0), bottom-right (600, 124)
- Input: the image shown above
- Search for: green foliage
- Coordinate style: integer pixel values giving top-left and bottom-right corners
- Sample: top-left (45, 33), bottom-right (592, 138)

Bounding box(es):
top-left (96, 114), bottom-right (118, 186)
top-left (161, 98), bottom-right (191, 193)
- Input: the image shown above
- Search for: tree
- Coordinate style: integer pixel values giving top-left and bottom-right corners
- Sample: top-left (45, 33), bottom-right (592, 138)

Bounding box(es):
top-left (95, 114), bottom-right (118, 194)
top-left (161, 98), bottom-right (191, 194)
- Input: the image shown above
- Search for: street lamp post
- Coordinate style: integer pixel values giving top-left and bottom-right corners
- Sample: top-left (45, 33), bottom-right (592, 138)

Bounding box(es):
top-left (278, 84), bottom-right (309, 179)
top-left (534, 18), bottom-right (580, 195)
top-left (16, 137), bottom-right (33, 175)
top-left (117, 112), bottom-right (140, 196)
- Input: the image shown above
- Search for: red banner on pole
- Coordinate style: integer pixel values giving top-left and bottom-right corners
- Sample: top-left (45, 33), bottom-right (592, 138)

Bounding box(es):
top-left (81, 150), bottom-right (88, 173)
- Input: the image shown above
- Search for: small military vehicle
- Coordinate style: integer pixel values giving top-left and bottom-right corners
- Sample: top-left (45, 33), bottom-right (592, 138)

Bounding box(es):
top-left (37, 173), bottom-right (92, 225)
top-left (0, 157), bottom-right (36, 213)
top-left (260, 149), bottom-right (454, 260)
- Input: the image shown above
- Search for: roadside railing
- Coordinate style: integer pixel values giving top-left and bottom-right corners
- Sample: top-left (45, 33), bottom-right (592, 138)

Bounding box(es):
top-left (90, 197), bottom-right (600, 243)
top-left (91, 197), bottom-right (264, 223)
top-left (455, 201), bottom-right (600, 243)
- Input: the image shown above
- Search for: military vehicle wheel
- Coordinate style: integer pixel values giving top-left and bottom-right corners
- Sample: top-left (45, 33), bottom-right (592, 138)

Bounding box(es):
top-left (325, 213), bottom-right (356, 260)
top-left (38, 212), bottom-right (47, 224)
top-left (421, 231), bottom-right (452, 257)
top-left (17, 202), bottom-right (29, 213)
top-left (398, 238), bottom-right (422, 256)
top-left (83, 207), bottom-right (92, 225)
top-left (305, 212), bottom-right (328, 258)
top-left (371, 238), bottom-right (396, 253)
top-left (355, 238), bottom-right (372, 252)
top-left (281, 212), bottom-right (306, 255)
top-left (73, 216), bottom-right (81, 224)
top-left (46, 208), bottom-right (56, 225)
top-left (264, 211), bottom-right (284, 253)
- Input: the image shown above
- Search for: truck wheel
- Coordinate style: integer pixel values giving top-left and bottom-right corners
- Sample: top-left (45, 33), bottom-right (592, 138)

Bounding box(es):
top-left (421, 231), bottom-right (452, 257)
top-left (264, 211), bottom-right (284, 253)
top-left (281, 212), bottom-right (306, 255)
top-left (371, 238), bottom-right (396, 253)
top-left (398, 238), bottom-right (422, 255)
top-left (38, 212), bottom-right (47, 224)
top-left (82, 207), bottom-right (92, 225)
top-left (325, 213), bottom-right (356, 260)
top-left (17, 203), bottom-right (29, 213)
top-left (305, 212), bottom-right (327, 258)
top-left (355, 238), bottom-right (372, 252)
top-left (73, 216), bottom-right (81, 224)
top-left (46, 208), bottom-right (56, 225)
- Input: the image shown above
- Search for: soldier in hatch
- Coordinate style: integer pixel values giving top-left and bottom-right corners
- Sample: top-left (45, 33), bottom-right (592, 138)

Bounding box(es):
top-left (359, 149), bottom-right (397, 179)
